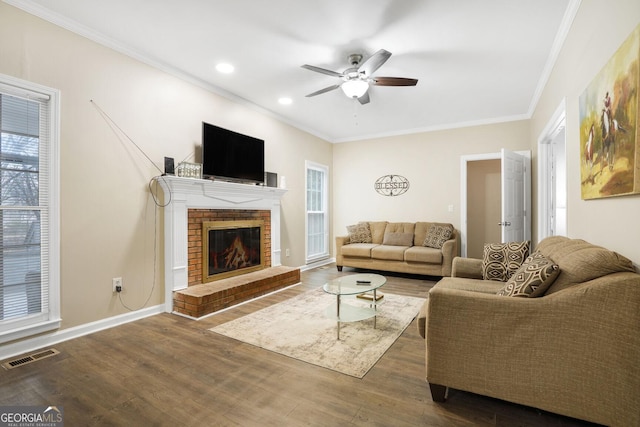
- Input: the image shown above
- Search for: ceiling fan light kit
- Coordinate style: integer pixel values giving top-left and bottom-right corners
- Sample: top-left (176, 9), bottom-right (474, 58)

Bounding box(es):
top-left (341, 79), bottom-right (369, 98)
top-left (302, 49), bottom-right (418, 105)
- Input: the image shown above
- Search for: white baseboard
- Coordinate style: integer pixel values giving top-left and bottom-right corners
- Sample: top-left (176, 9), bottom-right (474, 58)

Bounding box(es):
top-left (0, 304), bottom-right (165, 361)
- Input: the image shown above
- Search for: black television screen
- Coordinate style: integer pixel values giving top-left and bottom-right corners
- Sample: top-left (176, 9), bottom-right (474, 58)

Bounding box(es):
top-left (202, 122), bottom-right (265, 184)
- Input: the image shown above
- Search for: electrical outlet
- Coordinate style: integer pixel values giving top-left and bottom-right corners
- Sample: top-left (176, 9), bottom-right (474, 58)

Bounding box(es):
top-left (112, 277), bottom-right (122, 293)
top-left (285, 248), bottom-right (290, 257)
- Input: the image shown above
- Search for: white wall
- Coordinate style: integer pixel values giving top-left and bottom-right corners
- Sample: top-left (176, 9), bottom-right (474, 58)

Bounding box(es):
top-left (332, 120), bottom-right (530, 242)
top-left (0, 2), bottom-right (332, 332)
top-left (530, 0), bottom-right (640, 264)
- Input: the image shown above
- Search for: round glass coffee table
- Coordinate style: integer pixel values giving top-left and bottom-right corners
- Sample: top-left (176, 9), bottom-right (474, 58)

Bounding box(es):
top-left (322, 273), bottom-right (386, 340)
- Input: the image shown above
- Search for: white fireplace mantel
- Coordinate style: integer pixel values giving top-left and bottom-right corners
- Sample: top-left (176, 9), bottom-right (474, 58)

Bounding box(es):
top-left (158, 176), bottom-right (287, 312)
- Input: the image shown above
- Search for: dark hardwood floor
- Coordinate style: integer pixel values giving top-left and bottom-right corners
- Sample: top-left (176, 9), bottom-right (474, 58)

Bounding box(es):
top-left (0, 265), bottom-right (600, 426)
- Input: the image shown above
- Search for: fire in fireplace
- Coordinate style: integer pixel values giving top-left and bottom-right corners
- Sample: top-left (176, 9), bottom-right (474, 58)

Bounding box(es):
top-left (202, 220), bottom-right (265, 282)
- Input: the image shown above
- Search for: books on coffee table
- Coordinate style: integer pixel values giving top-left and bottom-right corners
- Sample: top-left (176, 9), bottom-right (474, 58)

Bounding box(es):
top-left (356, 292), bottom-right (384, 301)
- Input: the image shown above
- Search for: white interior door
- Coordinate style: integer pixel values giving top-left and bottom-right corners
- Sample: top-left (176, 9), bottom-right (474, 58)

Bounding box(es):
top-left (500, 149), bottom-right (531, 243)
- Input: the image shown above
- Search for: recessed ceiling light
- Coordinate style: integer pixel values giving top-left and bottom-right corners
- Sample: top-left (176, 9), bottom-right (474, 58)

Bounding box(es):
top-left (278, 97), bottom-right (292, 105)
top-left (215, 63), bottom-right (234, 74)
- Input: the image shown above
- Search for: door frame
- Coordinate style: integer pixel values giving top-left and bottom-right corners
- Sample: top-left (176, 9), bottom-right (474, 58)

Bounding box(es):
top-left (460, 150), bottom-right (531, 258)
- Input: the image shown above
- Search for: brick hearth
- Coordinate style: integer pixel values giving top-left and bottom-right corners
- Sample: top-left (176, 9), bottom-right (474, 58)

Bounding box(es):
top-left (173, 266), bottom-right (300, 318)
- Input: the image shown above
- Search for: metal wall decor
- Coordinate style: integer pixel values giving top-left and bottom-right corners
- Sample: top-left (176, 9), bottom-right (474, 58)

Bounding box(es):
top-left (374, 174), bottom-right (410, 196)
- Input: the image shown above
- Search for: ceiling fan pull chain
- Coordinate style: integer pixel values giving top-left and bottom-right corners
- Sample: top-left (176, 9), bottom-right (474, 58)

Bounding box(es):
top-left (353, 99), bottom-right (359, 126)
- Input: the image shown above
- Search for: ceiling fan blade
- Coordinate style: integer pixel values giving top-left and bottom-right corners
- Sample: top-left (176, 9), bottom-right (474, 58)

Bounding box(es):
top-left (358, 49), bottom-right (392, 76)
top-left (373, 77), bottom-right (418, 86)
top-left (305, 84), bottom-right (341, 97)
top-left (301, 64), bottom-right (344, 78)
top-left (357, 92), bottom-right (370, 105)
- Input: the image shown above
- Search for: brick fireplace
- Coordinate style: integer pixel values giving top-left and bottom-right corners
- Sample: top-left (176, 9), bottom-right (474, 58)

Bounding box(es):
top-left (158, 177), bottom-right (287, 313)
top-left (188, 209), bottom-right (271, 285)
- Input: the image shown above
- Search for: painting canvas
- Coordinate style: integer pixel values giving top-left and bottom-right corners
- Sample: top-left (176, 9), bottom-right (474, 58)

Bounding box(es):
top-left (579, 24), bottom-right (639, 200)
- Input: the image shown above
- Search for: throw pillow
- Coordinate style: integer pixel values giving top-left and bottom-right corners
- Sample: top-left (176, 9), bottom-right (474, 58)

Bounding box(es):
top-left (497, 251), bottom-right (560, 297)
top-left (346, 222), bottom-right (372, 244)
top-left (382, 232), bottom-right (414, 246)
top-left (423, 224), bottom-right (453, 249)
top-left (481, 241), bottom-right (530, 282)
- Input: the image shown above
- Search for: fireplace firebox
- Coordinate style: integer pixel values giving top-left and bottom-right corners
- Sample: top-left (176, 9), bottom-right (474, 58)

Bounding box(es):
top-left (202, 220), bottom-right (265, 282)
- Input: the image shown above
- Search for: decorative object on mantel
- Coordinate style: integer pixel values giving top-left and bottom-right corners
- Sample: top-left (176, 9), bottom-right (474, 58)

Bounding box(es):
top-left (374, 174), bottom-right (410, 196)
top-left (210, 288), bottom-right (424, 378)
top-left (579, 23), bottom-right (639, 200)
top-left (176, 162), bottom-right (202, 179)
top-left (280, 175), bottom-right (287, 189)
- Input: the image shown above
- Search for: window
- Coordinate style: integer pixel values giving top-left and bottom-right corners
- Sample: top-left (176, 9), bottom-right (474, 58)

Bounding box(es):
top-left (0, 74), bottom-right (60, 343)
top-left (305, 161), bottom-right (329, 263)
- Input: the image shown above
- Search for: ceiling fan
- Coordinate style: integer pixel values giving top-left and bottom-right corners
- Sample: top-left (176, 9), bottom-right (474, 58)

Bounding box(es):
top-left (301, 49), bottom-right (418, 105)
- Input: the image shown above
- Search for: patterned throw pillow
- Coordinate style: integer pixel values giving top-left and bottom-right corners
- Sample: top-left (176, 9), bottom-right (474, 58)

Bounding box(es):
top-left (481, 241), bottom-right (530, 282)
top-left (423, 224), bottom-right (453, 249)
top-left (346, 222), bottom-right (372, 243)
top-left (497, 252), bottom-right (560, 297)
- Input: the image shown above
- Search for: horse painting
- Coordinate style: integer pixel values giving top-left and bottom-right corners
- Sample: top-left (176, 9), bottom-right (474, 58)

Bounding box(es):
top-left (579, 23), bottom-right (638, 200)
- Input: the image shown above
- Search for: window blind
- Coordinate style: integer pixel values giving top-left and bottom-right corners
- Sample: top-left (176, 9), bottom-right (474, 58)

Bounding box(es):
top-left (0, 92), bottom-right (49, 324)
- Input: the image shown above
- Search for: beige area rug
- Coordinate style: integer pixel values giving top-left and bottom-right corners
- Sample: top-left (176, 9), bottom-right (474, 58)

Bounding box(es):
top-left (209, 288), bottom-right (425, 378)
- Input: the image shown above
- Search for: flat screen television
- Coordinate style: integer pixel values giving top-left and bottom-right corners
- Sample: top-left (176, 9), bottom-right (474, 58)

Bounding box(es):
top-left (202, 122), bottom-right (265, 184)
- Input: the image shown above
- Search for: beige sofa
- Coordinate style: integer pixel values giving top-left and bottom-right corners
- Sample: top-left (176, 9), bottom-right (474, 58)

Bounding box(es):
top-left (335, 221), bottom-right (459, 277)
top-left (417, 236), bottom-right (640, 426)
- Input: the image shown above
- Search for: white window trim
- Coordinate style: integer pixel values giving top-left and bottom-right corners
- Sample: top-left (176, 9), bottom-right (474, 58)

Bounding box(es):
top-left (0, 73), bottom-right (61, 343)
top-left (305, 160), bottom-right (329, 263)
top-left (537, 99), bottom-right (567, 242)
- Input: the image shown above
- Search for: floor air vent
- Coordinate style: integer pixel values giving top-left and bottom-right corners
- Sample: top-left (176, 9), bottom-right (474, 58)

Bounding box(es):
top-left (2, 348), bottom-right (60, 370)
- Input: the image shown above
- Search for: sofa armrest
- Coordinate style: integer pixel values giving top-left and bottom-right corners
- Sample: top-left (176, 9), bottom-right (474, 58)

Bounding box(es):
top-left (440, 236), bottom-right (459, 277)
top-left (451, 257), bottom-right (483, 279)
top-left (425, 272), bottom-right (640, 425)
top-left (336, 235), bottom-right (350, 248)
top-left (335, 236), bottom-right (350, 267)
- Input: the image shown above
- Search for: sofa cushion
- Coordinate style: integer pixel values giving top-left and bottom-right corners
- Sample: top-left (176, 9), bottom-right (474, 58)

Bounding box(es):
top-left (433, 277), bottom-right (505, 294)
top-left (383, 232), bottom-right (414, 246)
top-left (404, 246), bottom-right (443, 264)
top-left (346, 222), bottom-right (372, 243)
top-left (371, 245), bottom-right (407, 261)
top-left (341, 243), bottom-right (378, 257)
top-left (384, 222), bottom-right (416, 235)
top-left (536, 236), bottom-right (636, 294)
top-left (423, 224), bottom-right (454, 249)
top-left (368, 221), bottom-right (389, 244)
top-left (497, 252), bottom-right (560, 297)
top-left (481, 241), bottom-right (530, 282)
